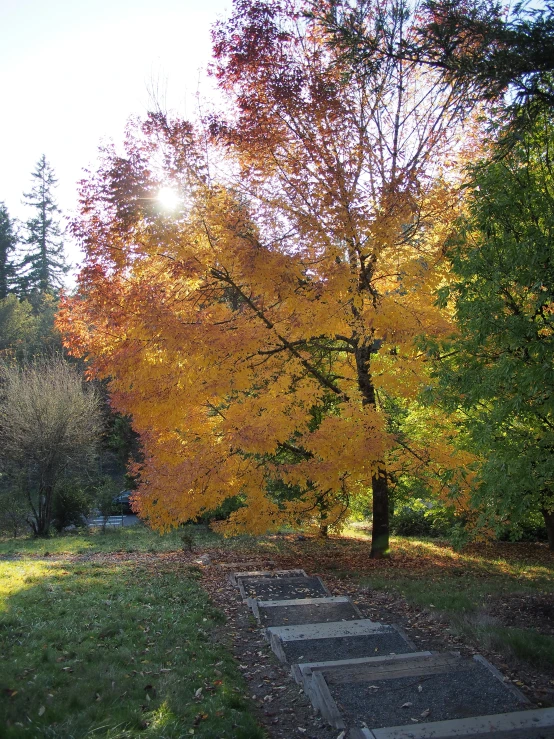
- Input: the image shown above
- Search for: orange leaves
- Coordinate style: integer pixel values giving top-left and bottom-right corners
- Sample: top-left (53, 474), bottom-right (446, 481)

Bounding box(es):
top-left (58, 2), bottom-right (471, 545)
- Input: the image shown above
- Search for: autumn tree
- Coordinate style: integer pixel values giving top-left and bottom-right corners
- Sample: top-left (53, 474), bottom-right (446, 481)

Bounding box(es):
top-left (431, 112), bottom-right (554, 549)
top-left (60, 0), bottom-right (476, 557)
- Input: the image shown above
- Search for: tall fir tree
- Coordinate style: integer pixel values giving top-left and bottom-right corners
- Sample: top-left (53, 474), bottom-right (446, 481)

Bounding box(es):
top-left (0, 202), bottom-right (18, 300)
top-left (20, 155), bottom-right (68, 295)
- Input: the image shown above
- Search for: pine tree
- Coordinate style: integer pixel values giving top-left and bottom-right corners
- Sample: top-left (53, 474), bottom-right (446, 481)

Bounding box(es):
top-left (0, 202), bottom-right (18, 300)
top-left (20, 155), bottom-right (68, 295)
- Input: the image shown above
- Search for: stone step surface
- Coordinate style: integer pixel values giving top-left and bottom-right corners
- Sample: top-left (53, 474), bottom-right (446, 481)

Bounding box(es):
top-left (250, 595), bottom-right (362, 627)
top-left (296, 652), bottom-right (528, 731)
top-left (348, 707), bottom-right (554, 738)
top-left (266, 619), bottom-right (415, 664)
top-left (229, 568), bottom-right (307, 586)
top-left (238, 575), bottom-right (330, 601)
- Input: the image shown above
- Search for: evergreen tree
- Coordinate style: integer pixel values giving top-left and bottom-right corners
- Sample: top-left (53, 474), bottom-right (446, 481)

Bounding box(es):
top-left (20, 155), bottom-right (68, 295)
top-left (0, 202), bottom-right (18, 300)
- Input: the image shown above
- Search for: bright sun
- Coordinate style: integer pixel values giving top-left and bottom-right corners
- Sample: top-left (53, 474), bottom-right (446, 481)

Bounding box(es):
top-left (157, 187), bottom-right (181, 210)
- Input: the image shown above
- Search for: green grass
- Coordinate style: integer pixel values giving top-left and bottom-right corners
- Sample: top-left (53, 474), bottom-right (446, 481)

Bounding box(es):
top-left (355, 538), bottom-right (554, 674)
top-left (0, 522), bottom-right (274, 558)
top-left (0, 555), bottom-right (264, 738)
top-left (487, 627), bottom-right (554, 673)
top-left (0, 523), bottom-right (212, 557)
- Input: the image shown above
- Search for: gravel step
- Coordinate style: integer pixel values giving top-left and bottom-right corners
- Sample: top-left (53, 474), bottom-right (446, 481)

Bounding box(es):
top-left (250, 595), bottom-right (362, 627)
top-left (238, 575), bottom-right (330, 601)
top-left (349, 707), bottom-right (554, 738)
top-left (266, 620), bottom-right (415, 664)
top-left (229, 568), bottom-right (307, 586)
top-left (296, 652), bottom-right (528, 731)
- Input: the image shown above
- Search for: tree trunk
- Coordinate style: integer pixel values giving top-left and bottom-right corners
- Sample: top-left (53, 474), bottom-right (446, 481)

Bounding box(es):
top-left (542, 508), bottom-right (554, 551)
top-left (35, 484), bottom-right (53, 537)
top-left (355, 342), bottom-right (391, 558)
top-left (371, 465), bottom-right (390, 557)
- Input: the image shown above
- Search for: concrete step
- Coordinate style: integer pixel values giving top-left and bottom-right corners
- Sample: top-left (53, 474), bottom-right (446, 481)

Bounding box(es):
top-left (238, 575), bottom-right (330, 601)
top-left (295, 652), bottom-right (528, 731)
top-left (229, 568), bottom-right (307, 587)
top-left (265, 619), bottom-right (415, 664)
top-left (250, 595), bottom-right (362, 627)
top-left (348, 707), bottom-right (554, 738)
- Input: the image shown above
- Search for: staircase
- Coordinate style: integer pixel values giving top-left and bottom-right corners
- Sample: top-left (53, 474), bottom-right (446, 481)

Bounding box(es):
top-left (230, 567), bottom-right (554, 738)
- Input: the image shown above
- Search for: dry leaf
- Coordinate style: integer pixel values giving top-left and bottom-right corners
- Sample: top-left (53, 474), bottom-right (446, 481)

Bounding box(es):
top-left (38, 706), bottom-right (45, 716)
top-left (421, 708), bottom-right (431, 718)
top-left (401, 702), bottom-right (413, 708)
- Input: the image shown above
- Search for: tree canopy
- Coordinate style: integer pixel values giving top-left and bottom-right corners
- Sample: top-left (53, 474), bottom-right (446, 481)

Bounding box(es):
top-left (59, 0), bottom-right (479, 556)
top-left (431, 111), bottom-right (554, 549)
top-left (317, 0), bottom-right (554, 115)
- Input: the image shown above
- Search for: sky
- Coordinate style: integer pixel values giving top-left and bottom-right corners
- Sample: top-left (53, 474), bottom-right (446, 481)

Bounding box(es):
top-left (1, 0), bottom-right (231, 269)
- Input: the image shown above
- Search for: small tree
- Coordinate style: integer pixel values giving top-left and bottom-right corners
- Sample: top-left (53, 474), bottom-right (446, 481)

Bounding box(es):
top-left (19, 156), bottom-right (68, 296)
top-left (0, 357), bottom-right (103, 536)
top-left (93, 477), bottom-right (121, 532)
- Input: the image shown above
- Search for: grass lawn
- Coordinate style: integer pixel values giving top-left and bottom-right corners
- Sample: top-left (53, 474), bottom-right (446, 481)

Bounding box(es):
top-left (0, 527), bottom-right (264, 738)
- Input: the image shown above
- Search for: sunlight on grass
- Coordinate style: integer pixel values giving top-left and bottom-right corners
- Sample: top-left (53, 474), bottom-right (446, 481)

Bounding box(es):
top-left (0, 561), bottom-right (56, 608)
top-left (0, 558), bottom-right (260, 738)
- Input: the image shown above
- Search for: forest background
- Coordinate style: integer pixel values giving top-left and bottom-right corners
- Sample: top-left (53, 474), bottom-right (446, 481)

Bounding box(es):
top-left (2, 0), bottom-right (554, 557)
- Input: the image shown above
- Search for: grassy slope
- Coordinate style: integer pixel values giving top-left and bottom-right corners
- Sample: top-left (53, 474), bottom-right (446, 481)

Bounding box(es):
top-left (0, 526), bottom-right (264, 738)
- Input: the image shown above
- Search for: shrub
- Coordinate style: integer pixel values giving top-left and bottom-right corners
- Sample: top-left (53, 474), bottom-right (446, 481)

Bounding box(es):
top-left (391, 500), bottom-right (458, 538)
top-left (51, 480), bottom-right (92, 532)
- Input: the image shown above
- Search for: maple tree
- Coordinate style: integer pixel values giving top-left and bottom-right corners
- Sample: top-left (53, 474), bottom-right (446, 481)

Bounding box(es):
top-left (60, 0), bottom-right (477, 557)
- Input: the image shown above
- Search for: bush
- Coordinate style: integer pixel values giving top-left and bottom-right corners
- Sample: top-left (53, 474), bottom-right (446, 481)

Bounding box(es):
top-left (497, 513), bottom-right (548, 543)
top-left (391, 500), bottom-right (458, 538)
top-left (51, 480), bottom-right (92, 532)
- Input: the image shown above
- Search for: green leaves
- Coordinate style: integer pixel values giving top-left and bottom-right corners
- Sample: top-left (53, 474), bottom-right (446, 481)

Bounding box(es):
top-left (433, 111), bottom-right (554, 545)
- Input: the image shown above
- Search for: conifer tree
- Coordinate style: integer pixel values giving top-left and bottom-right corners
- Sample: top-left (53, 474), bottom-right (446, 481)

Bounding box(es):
top-left (0, 202), bottom-right (18, 300)
top-left (20, 156), bottom-right (68, 295)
